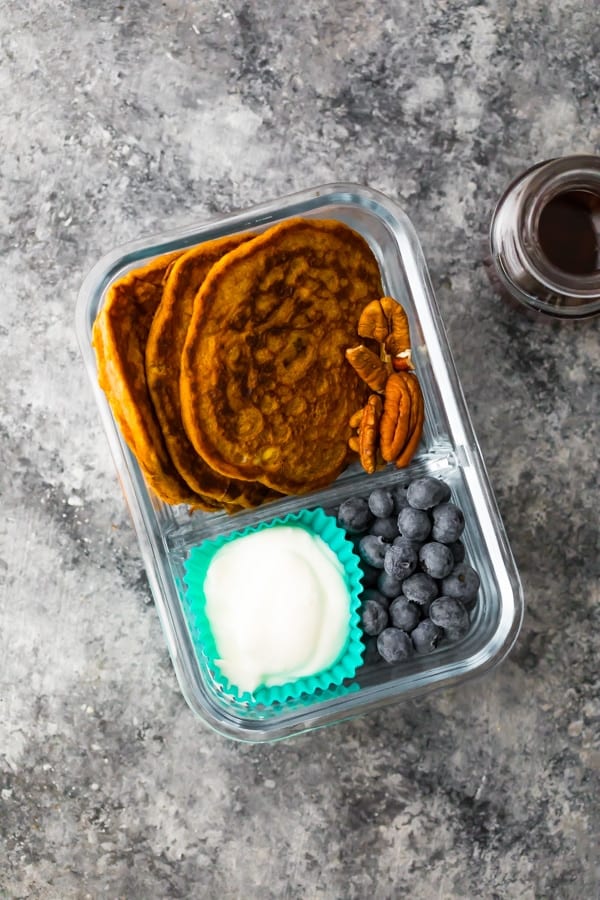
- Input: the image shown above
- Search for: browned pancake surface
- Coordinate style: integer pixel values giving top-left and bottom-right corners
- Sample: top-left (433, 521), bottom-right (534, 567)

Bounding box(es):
top-left (180, 218), bottom-right (383, 494)
top-left (145, 234), bottom-right (276, 509)
top-left (93, 253), bottom-right (215, 507)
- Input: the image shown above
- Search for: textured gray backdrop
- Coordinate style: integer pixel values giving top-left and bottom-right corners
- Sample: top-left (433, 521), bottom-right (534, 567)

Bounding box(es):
top-left (1, 1), bottom-right (599, 898)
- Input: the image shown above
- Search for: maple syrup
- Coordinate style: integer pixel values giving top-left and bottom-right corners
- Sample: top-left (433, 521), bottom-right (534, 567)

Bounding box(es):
top-left (489, 156), bottom-right (600, 319)
top-left (538, 190), bottom-right (599, 276)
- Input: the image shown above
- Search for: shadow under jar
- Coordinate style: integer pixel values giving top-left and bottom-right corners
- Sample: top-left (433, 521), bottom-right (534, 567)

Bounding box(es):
top-left (489, 155), bottom-right (600, 320)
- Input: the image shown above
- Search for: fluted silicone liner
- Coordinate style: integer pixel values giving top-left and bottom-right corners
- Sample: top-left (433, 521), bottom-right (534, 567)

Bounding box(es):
top-left (183, 507), bottom-right (365, 708)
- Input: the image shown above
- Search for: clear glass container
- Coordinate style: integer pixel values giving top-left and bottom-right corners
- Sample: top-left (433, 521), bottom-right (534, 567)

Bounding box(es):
top-left (489, 155), bottom-right (600, 320)
top-left (76, 183), bottom-right (524, 742)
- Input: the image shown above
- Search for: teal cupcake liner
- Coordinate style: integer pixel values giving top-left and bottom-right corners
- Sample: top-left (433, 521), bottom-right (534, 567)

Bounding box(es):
top-left (183, 507), bottom-right (365, 708)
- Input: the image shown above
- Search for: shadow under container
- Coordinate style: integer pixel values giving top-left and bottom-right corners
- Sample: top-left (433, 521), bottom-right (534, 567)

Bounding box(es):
top-left (76, 183), bottom-right (524, 742)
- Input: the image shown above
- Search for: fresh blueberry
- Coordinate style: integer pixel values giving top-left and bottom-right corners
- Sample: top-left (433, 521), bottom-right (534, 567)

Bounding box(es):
top-left (401, 572), bottom-right (439, 606)
top-left (337, 497), bottom-right (374, 535)
top-left (391, 482), bottom-right (411, 513)
top-left (384, 540), bottom-right (418, 579)
top-left (368, 487), bottom-right (395, 518)
top-left (362, 587), bottom-right (391, 611)
top-left (389, 597), bottom-right (421, 632)
top-left (398, 506), bottom-right (431, 542)
top-left (431, 502), bottom-right (465, 543)
top-left (393, 535), bottom-right (422, 554)
top-left (370, 516), bottom-right (399, 542)
top-left (449, 539), bottom-right (466, 564)
top-left (441, 563), bottom-right (481, 603)
top-left (376, 627), bottom-right (414, 663)
top-left (429, 596), bottom-right (470, 641)
top-left (407, 476), bottom-right (451, 510)
top-left (358, 534), bottom-right (388, 569)
top-left (361, 598), bottom-right (389, 636)
top-left (411, 619), bottom-right (443, 654)
top-left (418, 542), bottom-right (455, 579)
top-left (377, 570), bottom-right (405, 599)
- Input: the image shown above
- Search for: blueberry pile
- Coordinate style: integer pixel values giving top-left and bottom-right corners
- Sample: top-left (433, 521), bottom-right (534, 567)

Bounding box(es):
top-left (336, 476), bottom-right (480, 665)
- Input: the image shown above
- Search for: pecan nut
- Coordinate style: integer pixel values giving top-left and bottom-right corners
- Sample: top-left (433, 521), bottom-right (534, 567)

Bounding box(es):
top-left (379, 373), bottom-right (412, 462)
top-left (357, 298), bottom-right (391, 343)
top-left (345, 345), bottom-right (389, 393)
top-left (358, 393), bottom-right (383, 474)
top-left (383, 301), bottom-right (411, 359)
top-left (394, 373), bottom-right (424, 468)
top-left (358, 296), bottom-right (410, 348)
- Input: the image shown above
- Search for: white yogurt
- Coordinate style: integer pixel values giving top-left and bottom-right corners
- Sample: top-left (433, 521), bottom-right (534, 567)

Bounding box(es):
top-left (203, 525), bottom-right (351, 693)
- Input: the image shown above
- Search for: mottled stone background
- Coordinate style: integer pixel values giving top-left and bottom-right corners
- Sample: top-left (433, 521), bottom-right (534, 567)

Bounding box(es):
top-left (1, 1), bottom-right (599, 898)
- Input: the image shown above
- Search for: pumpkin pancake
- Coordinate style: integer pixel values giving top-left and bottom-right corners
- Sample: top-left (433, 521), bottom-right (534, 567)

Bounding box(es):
top-left (92, 253), bottom-right (220, 509)
top-left (145, 234), bottom-right (277, 509)
top-left (180, 218), bottom-right (384, 495)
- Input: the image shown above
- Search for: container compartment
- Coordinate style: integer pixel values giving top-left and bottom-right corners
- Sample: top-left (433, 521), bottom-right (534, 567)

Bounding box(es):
top-left (76, 183), bottom-right (523, 742)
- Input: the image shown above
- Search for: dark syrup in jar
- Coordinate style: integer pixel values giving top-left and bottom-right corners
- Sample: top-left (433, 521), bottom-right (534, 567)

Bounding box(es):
top-left (538, 190), bottom-right (600, 276)
top-left (489, 156), bottom-right (600, 319)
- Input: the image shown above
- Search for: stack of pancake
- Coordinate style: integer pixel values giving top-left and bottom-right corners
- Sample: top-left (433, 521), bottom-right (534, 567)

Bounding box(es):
top-left (93, 218), bottom-right (383, 512)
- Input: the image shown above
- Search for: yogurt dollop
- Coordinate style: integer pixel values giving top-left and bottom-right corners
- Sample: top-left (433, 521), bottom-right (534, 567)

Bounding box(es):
top-left (203, 525), bottom-right (351, 693)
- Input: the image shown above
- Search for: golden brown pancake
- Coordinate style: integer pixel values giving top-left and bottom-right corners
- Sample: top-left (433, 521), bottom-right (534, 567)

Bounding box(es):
top-left (180, 218), bottom-right (384, 495)
top-left (92, 253), bottom-right (217, 508)
top-left (145, 235), bottom-right (277, 509)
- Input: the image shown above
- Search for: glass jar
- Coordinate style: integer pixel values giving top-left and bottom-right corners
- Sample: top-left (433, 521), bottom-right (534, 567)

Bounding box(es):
top-left (489, 155), bottom-right (600, 320)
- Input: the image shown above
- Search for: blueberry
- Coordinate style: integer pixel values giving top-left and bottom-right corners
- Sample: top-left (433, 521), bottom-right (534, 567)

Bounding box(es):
top-left (368, 487), bottom-right (395, 518)
top-left (384, 540), bottom-right (418, 579)
top-left (431, 502), bottom-right (465, 543)
top-left (358, 534), bottom-right (388, 569)
top-left (401, 572), bottom-right (439, 606)
top-left (370, 516), bottom-right (399, 542)
top-left (391, 482), bottom-right (411, 513)
top-left (362, 587), bottom-right (391, 611)
top-left (441, 563), bottom-right (481, 603)
top-left (337, 497), bottom-right (373, 535)
top-left (377, 570), bottom-right (405, 599)
top-left (418, 542), bottom-right (455, 579)
top-left (376, 627), bottom-right (414, 663)
top-left (411, 619), bottom-right (443, 654)
top-left (389, 597), bottom-right (421, 632)
top-left (407, 476), bottom-right (451, 510)
top-left (397, 506), bottom-right (431, 542)
top-left (361, 598), bottom-right (389, 636)
top-left (429, 596), bottom-right (470, 641)
top-left (393, 535), bottom-right (422, 554)
top-left (449, 539), bottom-right (466, 564)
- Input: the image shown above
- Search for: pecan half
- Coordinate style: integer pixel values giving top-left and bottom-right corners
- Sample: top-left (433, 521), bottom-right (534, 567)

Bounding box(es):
top-left (357, 295), bottom-right (408, 344)
top-left (379, 373), bottom-right (412, 462)
top-left (345, 345), bottom-right (389, 393)
top-left (357, 298), bottom-right (392, 344)
top-left (358, 393), bottom-right (383, 475)
top-left (394, 373), bottom-right (424, 468)
top-left (383, 300), bottom-right (411, 358)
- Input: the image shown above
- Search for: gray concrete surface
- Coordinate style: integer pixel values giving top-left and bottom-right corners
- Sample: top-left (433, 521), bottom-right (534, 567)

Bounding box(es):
top-left (1, 2), bottom-right (599, 897)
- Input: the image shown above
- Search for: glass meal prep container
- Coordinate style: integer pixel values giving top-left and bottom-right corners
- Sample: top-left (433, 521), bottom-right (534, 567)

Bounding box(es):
top-left (76, 183), bottom-right (524, 743)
